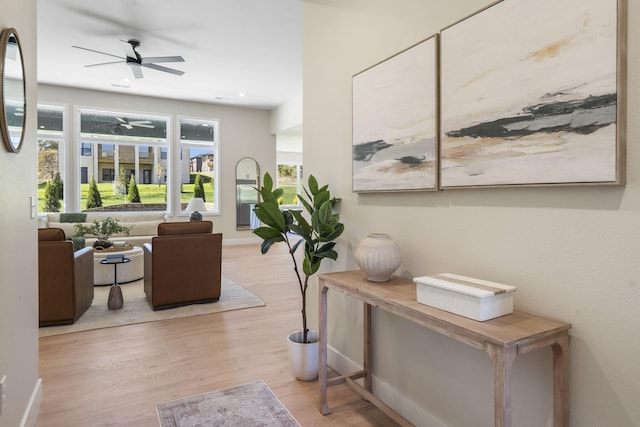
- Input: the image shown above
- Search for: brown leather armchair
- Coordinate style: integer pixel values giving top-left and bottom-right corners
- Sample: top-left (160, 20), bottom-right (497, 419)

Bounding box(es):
top-left (38, 228), bottom-right (95, 327)
top-left (144, 221), bottom-right (222, 310)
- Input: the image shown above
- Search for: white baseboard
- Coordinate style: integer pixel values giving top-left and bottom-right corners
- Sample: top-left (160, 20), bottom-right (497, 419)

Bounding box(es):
top-left (20, 378), bottom-right (42, 427)
top-left (327, 346), bottom-right (448, 427)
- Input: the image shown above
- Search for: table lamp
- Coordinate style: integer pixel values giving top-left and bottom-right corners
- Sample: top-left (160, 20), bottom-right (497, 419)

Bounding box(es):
top-left (186, 197), bottom-right (207, 221)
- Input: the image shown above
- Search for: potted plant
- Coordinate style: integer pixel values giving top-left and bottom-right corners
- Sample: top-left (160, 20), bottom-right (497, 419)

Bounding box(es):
top-left (73, 217), bottom-right (131, 249)
top-left (253, 173), bottom-right (344, 380)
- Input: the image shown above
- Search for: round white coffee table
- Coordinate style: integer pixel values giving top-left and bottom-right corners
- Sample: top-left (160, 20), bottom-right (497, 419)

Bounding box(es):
top-left (93, 246), bottom-right (144, 285)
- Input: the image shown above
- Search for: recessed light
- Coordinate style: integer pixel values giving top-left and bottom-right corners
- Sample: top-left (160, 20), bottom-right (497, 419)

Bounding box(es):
top-left (238, 92), bottom-right (246, 97)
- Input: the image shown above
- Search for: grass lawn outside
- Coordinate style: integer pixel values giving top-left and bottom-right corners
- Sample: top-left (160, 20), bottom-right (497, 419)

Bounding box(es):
top-left (38, 180), bottom-right (215, 212)
top-left (279, 185), bottom-right (298, 205)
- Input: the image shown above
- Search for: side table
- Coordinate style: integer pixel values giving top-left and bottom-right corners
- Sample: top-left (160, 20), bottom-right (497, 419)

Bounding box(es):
top-left (99, 255), bottom-right (131, 310)
top-left (319, 270), bottom-right (571, 427)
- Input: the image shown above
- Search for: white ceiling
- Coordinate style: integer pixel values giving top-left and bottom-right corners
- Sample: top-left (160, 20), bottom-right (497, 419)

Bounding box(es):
top-left (37, 0), bottom-right (303, 110)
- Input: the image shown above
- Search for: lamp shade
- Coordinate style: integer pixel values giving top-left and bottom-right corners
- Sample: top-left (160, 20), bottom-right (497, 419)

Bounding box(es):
top-left (186, 198), bottom-right (207, 221)
top-left (186, 197), bottom-right (207, 212)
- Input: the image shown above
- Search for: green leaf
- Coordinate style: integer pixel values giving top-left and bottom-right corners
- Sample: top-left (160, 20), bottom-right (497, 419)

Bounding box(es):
top-left (252, 227), bottom-right (284, 241)
top-left (298, 194), bottom-right (313, 215)
top-left (263, 172), bottom-right (274, 191)
top-left (291, 238), bottom-right (305, 254)
top-left (253, 201), bottom-right (286, 231)
top-left (314, 190), bottom-right (330, 209)
top-left (308, 175), bottom-right (319, 194)
top-left (324, 223), bottom-right (344, 241)
top-left (260, 237), bottom-right (283, 254)
top-left (302, 254), bottom-right (320, 276)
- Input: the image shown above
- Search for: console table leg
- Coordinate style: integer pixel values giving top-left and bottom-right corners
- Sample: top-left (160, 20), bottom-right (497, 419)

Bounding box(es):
top-left (552, 334), bottom-right (570, 427)
top-left (363, 302), bottom-right (372, 393)
top-left (319, 282), bottom-right (331, 415)
top-left (487, 343), bottom-right (517, 427)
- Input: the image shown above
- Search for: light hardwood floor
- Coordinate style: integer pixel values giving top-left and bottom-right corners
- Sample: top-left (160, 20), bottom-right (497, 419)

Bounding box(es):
top-left (37, 242), bottom-right (398, 426)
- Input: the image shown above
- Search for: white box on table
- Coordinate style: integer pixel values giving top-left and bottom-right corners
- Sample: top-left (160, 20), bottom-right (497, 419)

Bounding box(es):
top-left (413, 273), bottom-right (517, 321)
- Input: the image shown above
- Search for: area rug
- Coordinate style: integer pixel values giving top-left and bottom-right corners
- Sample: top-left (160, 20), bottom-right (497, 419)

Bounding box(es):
top-left (157, 380), bottom-right (300, 427)
top-left (39, 276), bottom-right (265, 337)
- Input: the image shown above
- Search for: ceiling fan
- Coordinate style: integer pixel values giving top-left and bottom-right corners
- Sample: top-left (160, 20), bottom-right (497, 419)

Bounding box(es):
top-left (72, 39), bottom-right (185, 79)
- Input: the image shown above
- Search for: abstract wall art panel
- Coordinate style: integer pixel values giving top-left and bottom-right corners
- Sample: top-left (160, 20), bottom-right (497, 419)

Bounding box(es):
top-left (440, 0), bottom-right (626, 188)
top-left (352, 35), bottom-right (439, 192)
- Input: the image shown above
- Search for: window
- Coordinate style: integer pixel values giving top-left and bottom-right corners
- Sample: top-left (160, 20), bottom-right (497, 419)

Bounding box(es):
top-left (78, 109), bottom-right (169, 212)
top-left (102, 168), bottom-right (115, 182)
top-left (81, 143), bottom-right (92, 156)
top-left (179, 117), bottom-right (219, 214)
top-left (37, 105), bottom-right (65, 213)
top-left (277, 163), bottom-right (303, 205)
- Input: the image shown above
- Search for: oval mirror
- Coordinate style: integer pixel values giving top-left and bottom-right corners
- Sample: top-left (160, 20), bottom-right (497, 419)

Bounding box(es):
top-left (0, 28), bottom-right (26, 153)
top-left (236, 157), bottom-right (260, 230)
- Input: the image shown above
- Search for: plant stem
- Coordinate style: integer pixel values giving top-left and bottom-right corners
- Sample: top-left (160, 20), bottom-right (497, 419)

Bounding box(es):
top-left (284, 233), bottom-right (309, 343)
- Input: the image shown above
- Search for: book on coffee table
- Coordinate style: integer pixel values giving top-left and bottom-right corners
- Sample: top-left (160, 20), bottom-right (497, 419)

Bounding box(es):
top-left (102, 254), bottom-right (125, 264)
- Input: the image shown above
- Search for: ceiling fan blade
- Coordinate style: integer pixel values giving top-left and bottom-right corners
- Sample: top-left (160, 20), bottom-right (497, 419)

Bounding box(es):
top-left (72, 45), bottom-right (123, 61)
top-left (130, 65), bottom-right (144, 79)
top-left (142, 63), bottom-right (184, 76)
top-left (116, 117), bottom-right (127, 124)
top-left (140, 56), bottom-right (185, 64)
top-left (84, 60), bottom-right (123, 68)
top-left (130, 122), bottom-right (155, 128)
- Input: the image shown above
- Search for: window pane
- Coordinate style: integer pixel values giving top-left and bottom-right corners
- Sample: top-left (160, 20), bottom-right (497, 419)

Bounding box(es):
top-left (179, 118), bottom-right (218, 214)
top-left (37, 105), bottom-right (65, 213)
top-left (180, 146), bottom-right (215, 209)
top-left (38, 139), bottom-right (64, 212)
top-left (77, 109), bottom-right (169, 213)
top-left (80, 111), bottom-right (167, 141)
top-left (277, 163), bottom-right (301, 205)
top-left (81, 143), bottom-right (92, 156)
top-left (80, 142), bottom-right (168, 211)
top-left (180, 119), bottom-right (215, 142)
top-left (38, 106), bottom-right (63, 133)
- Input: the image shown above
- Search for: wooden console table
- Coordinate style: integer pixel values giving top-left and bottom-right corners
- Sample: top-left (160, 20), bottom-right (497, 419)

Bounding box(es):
top-left (318, 270), bottom-right (571, 427)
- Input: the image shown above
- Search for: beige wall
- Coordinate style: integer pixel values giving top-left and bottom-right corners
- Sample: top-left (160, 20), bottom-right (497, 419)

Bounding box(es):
top-left (38, 84), bottom-right (275, 243)
top-left (304, 1), bottom-right (640, 426)
top-left (0, 0), bottom-right (39, 426)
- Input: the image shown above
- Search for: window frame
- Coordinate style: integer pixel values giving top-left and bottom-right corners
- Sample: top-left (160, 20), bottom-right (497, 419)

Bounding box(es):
top-left (176, 115), bottom-right (220, 216)
top-left (37, 103), bottom-right (67, 213)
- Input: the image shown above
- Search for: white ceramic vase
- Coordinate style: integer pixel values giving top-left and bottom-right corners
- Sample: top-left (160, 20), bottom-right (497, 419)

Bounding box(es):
top-left (355, 233), bottom-right (401, 282)
top-left (287, 330), bottom-right (319, 381)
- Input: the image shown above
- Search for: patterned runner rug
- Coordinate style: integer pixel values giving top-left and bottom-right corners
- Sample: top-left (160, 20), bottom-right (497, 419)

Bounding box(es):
top-left (39, 275), bottom-right (265, 337)
top-left (157, 380), bottom-right (300, 427)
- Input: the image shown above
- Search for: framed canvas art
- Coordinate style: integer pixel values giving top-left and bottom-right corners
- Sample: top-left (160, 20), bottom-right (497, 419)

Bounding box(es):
top-left (440, 0), bottom-right (626, 188)
top-left (352, 35), bottom-right (439, 192)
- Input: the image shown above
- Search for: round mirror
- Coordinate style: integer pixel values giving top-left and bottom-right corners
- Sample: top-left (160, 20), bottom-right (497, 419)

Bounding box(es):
top-left (0, 28), bottom-right (26, 153)
top-left (236, 157), bottom-right (260, 230)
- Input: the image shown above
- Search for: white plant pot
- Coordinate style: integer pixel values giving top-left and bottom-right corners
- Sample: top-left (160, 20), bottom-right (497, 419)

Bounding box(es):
top-left (287, 330), bottom-right (319, 381)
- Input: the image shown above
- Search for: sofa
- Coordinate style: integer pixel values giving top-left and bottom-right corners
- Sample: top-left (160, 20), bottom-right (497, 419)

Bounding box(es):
top-left (144, 221), bottom-right (222, 310)
top-left (38, 227), bottom-right (94, 326)
top-left (41, 212), bottom-right (166, 247)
